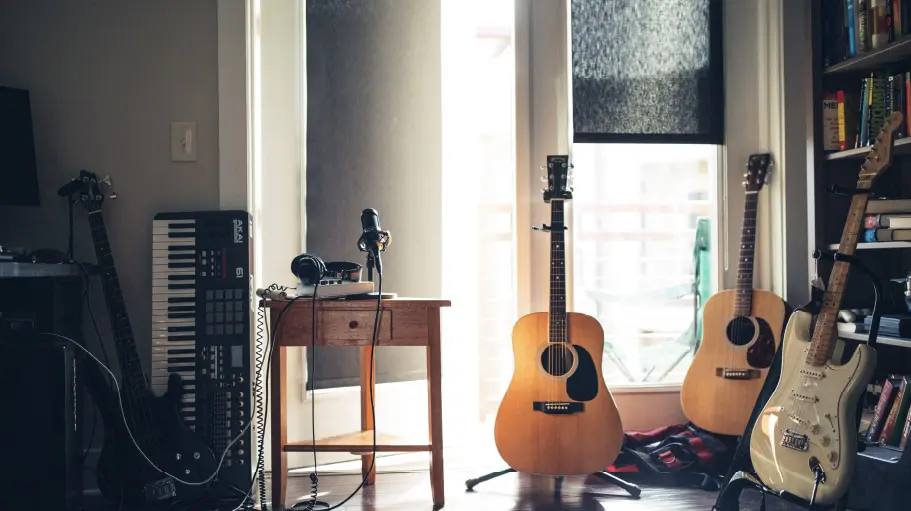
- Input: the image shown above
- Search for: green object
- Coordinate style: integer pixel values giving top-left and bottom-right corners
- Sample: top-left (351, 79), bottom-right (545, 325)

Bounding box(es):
top-left (693, 217), bottom-right (712, 349)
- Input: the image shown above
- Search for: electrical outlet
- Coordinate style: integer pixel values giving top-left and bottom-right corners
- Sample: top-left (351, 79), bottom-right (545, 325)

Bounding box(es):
top-left (170, 121), bottom-right (197, 162)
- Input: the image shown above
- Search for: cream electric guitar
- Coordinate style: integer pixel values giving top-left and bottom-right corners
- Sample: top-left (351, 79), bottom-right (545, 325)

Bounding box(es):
top-left (749, 112), bottom-right (903, 506)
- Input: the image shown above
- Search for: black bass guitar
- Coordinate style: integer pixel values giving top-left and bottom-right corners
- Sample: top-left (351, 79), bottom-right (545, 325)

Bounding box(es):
top-left (71, 171), bottom-right (217, 508)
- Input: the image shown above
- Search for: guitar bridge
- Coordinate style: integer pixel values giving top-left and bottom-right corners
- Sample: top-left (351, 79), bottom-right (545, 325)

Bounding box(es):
top-left (143, 477), bottom-right (177, 502)
top-left (533, 401), bottom-right (583, 415)
top-left (715, 368), bottom-right (761, 380)
top-left (781, 429), bottom-right (809, 451)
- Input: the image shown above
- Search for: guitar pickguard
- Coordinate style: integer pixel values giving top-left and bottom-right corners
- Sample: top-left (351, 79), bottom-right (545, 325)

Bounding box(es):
top-left (566, 345), bottom-right (598, 402)
top-left (747, 317), bottom-right (776, 369)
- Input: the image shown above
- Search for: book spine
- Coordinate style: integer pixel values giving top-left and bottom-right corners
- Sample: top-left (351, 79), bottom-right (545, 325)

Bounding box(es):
top-left (872, 0), bottom-right (890, 48)
top-left (899, 403), bottom-right (911, 449)
top-left (868, 378), bottom-right (897, 442)
top-left (897, 0), bottom-right (904, 36)
top-left (838, 90), bottom-right (849, 150)
top-left (849, 0), bottom-right (859, 56)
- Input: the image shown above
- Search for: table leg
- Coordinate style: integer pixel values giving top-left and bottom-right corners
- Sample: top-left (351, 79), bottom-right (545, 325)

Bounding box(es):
top-left (426, 307), bottom-right (445, 507)
top-left (271, 345), bottom-right (288, 510)
top-left (360, 345), bottom-right (376, 484)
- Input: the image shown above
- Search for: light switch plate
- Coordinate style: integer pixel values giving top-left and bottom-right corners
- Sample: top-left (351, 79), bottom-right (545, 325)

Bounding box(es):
top-left (170, 121), bottom-right (197, 162)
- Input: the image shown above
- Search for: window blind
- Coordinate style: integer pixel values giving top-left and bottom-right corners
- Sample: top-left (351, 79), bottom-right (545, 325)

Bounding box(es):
top-left (570, 0), bottom-right (724, 144)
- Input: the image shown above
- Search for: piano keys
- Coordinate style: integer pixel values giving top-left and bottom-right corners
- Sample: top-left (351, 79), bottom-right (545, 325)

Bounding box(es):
top-left (151, 210), bottom-right (252, 489)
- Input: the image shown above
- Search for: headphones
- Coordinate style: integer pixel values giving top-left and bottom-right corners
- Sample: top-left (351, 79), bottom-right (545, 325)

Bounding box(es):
top-left (291, 253), bottom-right (363, 286)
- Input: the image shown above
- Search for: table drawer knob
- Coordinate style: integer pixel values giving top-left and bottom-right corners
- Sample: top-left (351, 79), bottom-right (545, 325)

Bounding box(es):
top-left (349, 320), bottom-right (359, 329)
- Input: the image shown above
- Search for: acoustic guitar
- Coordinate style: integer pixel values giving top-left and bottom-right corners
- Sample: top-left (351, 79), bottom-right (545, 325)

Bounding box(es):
top-left (494, 155), bottom-right (623, 476)
top-left (749, 112), bottom-right (902, 506)
top-left (681, 154), bottom-right (787, 436)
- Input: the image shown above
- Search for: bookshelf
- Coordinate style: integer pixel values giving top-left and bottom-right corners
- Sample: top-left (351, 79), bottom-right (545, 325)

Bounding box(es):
top-left (812, 2), bottom-right (911, 509)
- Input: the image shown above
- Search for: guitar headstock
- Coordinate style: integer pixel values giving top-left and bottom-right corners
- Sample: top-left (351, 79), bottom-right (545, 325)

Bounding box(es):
top-left (743, 153), bottom-right (772, 193)
top-left (65, 170), bottom-right (114, 213)
top-left (859, 111), bottom-right (904, 188)
top-left (542, 154), bottom-right (573, 203)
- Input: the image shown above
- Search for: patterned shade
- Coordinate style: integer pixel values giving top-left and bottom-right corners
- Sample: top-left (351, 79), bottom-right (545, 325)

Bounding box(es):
top-left (570, 0), bottom-right (724, 144)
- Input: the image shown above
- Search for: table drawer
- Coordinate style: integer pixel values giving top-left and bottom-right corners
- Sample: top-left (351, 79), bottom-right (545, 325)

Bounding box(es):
top-left (319, 309), bottom-right (392, 342)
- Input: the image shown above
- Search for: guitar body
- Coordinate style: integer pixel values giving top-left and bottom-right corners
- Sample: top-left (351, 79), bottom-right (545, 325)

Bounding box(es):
top-left (66, 170), bottom-right (221, 509)
top-left (494, 312), bottom-right (624, 476)
top-left (681, 289), bottom-right (787, 436)
top-left (749, 310), bottom-right (876, 505)
top-left (96, 373), bottom-right (217, 508)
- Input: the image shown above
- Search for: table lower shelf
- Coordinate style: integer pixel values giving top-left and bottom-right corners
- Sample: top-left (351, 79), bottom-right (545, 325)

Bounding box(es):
top-left (284, 430), bottom-right (431, 453)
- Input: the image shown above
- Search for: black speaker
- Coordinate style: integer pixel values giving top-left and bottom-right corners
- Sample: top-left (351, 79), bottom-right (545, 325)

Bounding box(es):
top-left (0, 270), bottom-right (84, 510)
top-left (0, 338), bottom-right (82, 510)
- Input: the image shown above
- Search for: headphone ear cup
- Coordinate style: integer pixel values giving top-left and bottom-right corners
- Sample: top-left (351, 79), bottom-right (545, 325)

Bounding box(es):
top-left (291, 254), bottom-right (326, 285)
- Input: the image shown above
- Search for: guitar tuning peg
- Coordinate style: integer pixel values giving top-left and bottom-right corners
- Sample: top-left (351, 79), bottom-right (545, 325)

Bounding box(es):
top-left (541, 176), bottom-right (548, 182)
top-left (742, 180), bottom-right (748, 186)
top-left (108, 193), bottom-right (118, 200)
top-left (100, 175), bottom-right (113, 186)
top-left (539, 165), bottom-right (546, 170)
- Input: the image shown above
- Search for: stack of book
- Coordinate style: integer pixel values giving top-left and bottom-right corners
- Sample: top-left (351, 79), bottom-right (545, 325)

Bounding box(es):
top-left (822, 72), bottom-right (909, 152)
top-left (823, 0), bottom-right (911, 67)
top-left (866, 374), bottom-right (911, 450)
top-left (862, 199), bottom-right (911, 242)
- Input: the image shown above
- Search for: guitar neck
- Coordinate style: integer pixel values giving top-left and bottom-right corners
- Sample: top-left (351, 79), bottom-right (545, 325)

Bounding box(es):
top-left (734, 192), bottom-right (759, 316)
top-left (550, 199), bottom-right (567, 343)
top-left (807, 190), bottom-right (871, 366)
top-left (86, 210), bottom-right (148, 395)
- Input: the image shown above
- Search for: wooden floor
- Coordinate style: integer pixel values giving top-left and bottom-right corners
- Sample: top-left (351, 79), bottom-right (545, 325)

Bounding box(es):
top-left (266, 468), bottom-right (814, 511)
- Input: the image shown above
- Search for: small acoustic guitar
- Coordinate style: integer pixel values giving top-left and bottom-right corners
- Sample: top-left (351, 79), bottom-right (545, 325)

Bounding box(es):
top-left (494, 155), bottom-right (624, 476)
top-left (681, 154), bottom-right (788, 436)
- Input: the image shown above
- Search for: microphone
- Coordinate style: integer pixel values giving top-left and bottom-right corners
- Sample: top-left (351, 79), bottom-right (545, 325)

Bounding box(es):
top-left (357, 208), bottom-right (391, 277)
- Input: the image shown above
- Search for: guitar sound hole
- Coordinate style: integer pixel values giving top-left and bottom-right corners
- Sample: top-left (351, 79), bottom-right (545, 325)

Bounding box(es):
top-left (726, 316), bottom-right (756, 346)
top-left (541, 344), bottom-right (574, 377)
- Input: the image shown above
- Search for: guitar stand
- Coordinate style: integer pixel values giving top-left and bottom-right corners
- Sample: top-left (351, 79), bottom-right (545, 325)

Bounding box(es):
top-left (713, 246), bottom-right (883, 511)
top-left (465, 468), bottom-right (642, 499)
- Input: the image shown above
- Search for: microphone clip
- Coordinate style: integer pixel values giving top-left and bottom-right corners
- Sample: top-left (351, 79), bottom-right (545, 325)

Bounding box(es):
top-left (357, 230), bottom-right (392, 254)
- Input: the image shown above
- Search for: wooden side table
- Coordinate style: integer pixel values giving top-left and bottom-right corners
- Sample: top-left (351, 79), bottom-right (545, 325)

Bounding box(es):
top-left (264, 297), bottom-right (451, 510)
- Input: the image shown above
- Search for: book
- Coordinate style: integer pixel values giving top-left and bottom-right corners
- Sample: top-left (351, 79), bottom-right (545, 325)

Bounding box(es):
top-left (865, 213), bottom-right (911, 228)
top-left (881, 376), bottom-right (911, 445)
top-left (864, 228), bottom-right (911, 241)
top-left (824, 93), bottom-right (841, 150)
top-left (866, 199), bottom-right (911, 214)
top-left (899, 402), bottom-right (911, 450)
top-left (868, 376), bottom-right (901, 442)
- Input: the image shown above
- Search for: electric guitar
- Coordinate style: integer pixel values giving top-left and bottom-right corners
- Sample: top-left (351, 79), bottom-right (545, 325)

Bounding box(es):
top-left (494, 155), bottom-right (624, 475)
top-left (70, 171), bottom-right (217, 508)
top-left (681, 154), bottom-right (788, 436)
top-left (749, 112), bottom-right (903, 505)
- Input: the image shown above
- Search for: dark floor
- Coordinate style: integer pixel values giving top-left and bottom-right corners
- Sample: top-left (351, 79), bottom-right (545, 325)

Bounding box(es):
top-left (262, 468), bottom-right (813, 511)
top-left (79, 467), bottom-right (821, 511)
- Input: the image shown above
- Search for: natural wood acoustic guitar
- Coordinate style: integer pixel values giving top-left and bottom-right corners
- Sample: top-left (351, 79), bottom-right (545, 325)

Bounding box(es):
top-left (494, 155), bottom-right (624, 476)
top-left (681, 153), bottom-right (788, 436)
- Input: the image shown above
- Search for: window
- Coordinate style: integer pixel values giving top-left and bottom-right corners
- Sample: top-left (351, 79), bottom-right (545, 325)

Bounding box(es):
top-left (566, 0), bottom-right (723, 387)
top-left (570, 143), bottom-right (718, 386)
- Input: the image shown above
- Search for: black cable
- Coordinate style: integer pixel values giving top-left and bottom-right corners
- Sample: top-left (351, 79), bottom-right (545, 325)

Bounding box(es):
top-left (291, 272), bottom-right (382, 511)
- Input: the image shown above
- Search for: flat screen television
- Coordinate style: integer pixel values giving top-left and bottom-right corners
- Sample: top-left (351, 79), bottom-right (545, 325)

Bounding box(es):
top-left (0, 87), bottom-right (40, 206)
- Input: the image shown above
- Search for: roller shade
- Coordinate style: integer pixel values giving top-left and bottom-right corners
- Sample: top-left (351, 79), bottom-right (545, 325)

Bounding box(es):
top-left (570, 0), bottom-right (724, 144)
